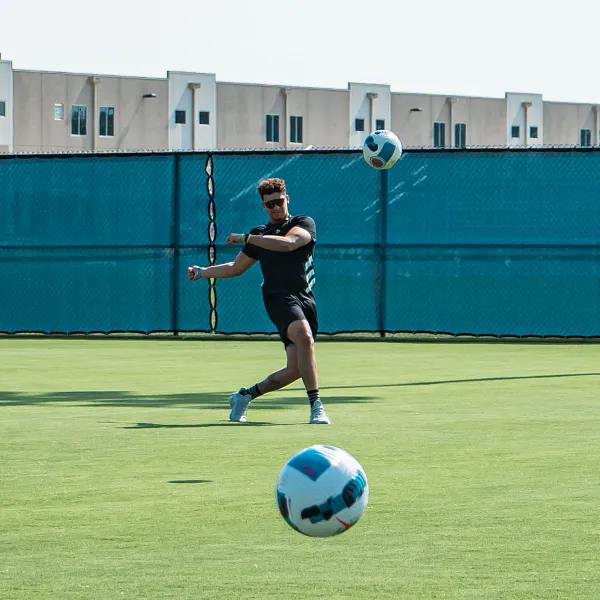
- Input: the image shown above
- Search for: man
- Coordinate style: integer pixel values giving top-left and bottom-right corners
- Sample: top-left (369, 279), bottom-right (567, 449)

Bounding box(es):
top-left (188, 177), bottom-right (330, 425)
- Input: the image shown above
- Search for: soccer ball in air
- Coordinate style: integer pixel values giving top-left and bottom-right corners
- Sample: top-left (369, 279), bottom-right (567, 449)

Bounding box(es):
top-left (275, 445), bottom-right (369, 537)
top-left (362, 129), bottom-right (403, 170)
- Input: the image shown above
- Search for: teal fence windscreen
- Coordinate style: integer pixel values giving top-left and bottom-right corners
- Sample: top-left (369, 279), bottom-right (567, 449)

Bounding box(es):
top-left (1, 148), bottom-right (599, 337)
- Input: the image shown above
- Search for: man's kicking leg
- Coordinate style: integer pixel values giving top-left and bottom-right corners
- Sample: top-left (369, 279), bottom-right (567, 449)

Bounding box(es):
top-left (229, 345), bottom-right (301, 422)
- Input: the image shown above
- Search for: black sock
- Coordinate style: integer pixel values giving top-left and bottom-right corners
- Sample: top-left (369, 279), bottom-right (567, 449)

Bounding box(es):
top-left (248, 383), bottom-right (263, 400)
top-left (307, 389), bottom-right (320, 407)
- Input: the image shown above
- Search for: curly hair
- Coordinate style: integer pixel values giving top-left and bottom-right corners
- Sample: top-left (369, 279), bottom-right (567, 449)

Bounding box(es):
top-left (256, 178), bottom-right (286, 198)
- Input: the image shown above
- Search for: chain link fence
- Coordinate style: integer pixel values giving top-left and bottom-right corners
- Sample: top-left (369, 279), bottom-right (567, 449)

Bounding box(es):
top-left (1, 148), bottom-right (599, 338)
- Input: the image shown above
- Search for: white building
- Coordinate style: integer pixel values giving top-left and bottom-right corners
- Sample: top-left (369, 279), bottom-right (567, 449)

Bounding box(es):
top-left (1, 54), bottom-right (599, 154)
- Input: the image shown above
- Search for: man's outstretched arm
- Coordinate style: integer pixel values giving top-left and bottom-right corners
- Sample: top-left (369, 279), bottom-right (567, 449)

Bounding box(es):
top-left (188, 251), bottom-right (256, 280)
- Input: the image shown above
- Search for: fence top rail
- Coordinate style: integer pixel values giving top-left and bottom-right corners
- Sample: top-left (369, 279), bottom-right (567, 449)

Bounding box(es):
top-left (2, 145), bottom-right (600, 161)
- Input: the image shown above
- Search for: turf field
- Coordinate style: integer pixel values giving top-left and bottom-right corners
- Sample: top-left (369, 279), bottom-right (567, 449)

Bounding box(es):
top-left (1, 338), bottom-right (599, 600)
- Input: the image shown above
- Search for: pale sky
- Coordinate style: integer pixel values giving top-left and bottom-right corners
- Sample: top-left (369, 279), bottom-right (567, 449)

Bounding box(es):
top-left (2, 0), bottom-right (598, 104)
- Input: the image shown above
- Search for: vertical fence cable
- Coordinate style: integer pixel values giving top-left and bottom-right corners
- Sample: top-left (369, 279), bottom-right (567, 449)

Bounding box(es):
top-left (374, 169), bottom-right (388, 337)
top-left (170, 154), bottom-right (181, 335)
top-left (205, 154), bottom-right (218, 332)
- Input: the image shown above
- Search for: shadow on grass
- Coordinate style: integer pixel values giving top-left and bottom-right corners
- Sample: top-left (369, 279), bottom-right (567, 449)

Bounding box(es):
top-left (124, 421), bottom-right (298, 429)
top-left (323, 371), bottom-right (600, 390)
top-left (168, 479), bottom-right (213, 484)
top-left (3, 372), bottom-right (597, 409)
top-left (0, 390), bottom-right (372, 409)
top-left (0, 372), bottom-right (600, 410)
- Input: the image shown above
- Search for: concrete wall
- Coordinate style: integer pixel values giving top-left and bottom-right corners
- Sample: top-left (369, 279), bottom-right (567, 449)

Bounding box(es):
top-left (216, 83), bottom-right (349, 149)
top-left (0, 60), bottom-right (13, 152)
top-left (14, 71), bottom-right (92, 152)
top-left (7, 63), bottom-right (600, 153)
top-left (13, 70), bottom-right (168, 152)
top-left (392, 94), bottom-right (507, 148)
top-left (506, 92), bottom-right (543, 147)
top-left (463, 97), bottom-right (507, 146)
top-left (391, 94), bottom-right (451, 147)
top-left (216, 83), bottom-right (285, 149)
top-left (94, 76), bottom-right (168, 151)
top-left (544, 102), bottom-right (599, 146)
top-left (283, 87), bottom-right (348, 148)
top-left (168, 71), bottom-right (217, 150)
top-left (348, 83), bottom-right (391, 147)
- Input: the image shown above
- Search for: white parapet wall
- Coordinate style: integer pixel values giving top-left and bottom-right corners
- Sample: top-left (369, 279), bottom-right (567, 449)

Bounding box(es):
top-left (0, 59), bottom-right (14, 152)
top-left (348, 82), bottom-right (391, 147)
top-left (168, 71), bottom-right (217, 151)
top-left (506, 92), bottom-right (543, 147)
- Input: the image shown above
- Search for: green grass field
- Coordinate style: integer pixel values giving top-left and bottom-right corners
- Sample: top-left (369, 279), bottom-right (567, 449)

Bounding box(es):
top-left (1, 338), bottom-right (599, 600)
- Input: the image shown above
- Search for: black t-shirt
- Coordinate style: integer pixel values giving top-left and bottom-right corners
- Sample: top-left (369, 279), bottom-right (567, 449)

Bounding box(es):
top-left (241, 215), bottom-right (316, 299)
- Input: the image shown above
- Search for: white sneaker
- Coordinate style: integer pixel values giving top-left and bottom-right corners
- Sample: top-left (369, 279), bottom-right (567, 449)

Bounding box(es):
top-left (229, 389), bottom-right (251, 422)
top-left (309, 400), bottom-right (331, 425)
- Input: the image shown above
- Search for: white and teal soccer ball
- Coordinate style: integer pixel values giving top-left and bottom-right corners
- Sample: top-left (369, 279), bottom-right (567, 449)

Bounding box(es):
top-left (362, 129), bottom-right (403, 170)
top-left (275, 445), bottom-right (369, 537)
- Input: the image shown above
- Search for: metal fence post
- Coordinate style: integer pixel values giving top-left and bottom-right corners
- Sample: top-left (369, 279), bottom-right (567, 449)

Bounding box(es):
top-left (375, 168), bottom-right (388, 337)
top-left (170, 153), bottom-right (181, 336)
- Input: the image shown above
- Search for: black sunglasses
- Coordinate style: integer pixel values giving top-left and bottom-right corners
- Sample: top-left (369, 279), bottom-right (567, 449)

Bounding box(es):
top-left (262, 197), bottom-right (285, 209)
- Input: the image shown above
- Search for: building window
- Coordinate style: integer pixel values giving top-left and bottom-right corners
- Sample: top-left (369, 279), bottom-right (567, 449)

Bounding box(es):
top-left (375, 119), bottom-right (385, 131)
top-left (355, 118), bottom-right (365, 132)
top-left (433, 122), bottom-right (446, 148)
top-left (175, 110), bottom-right (186, 124)
top-left (454, 123), bottom-right (466, 148)
top-left (580, 128), bottom-right (592, 147)
top-left (71, 105), bottom-right (87, 136)
top-left (511, 126), bottom-right (520, 138)
top-left (290, 115), bottom-right (303, 144)
top-left (529, 126), bottom-right (538, 139)
top-left (0, 101), bottom-right (6, 117)
top-left (198, 111), bottom-right (210, 125)
top-left (54, 104), bottom-right (64, 120)
top-left (266, 114), bottom-right (279, 143)
top-left (99, 106), bottom-right (115, 137)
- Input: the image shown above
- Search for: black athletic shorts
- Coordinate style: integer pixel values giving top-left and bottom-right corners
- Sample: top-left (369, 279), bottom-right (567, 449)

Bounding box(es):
top-left (264, 293), bottom-right (318, 347)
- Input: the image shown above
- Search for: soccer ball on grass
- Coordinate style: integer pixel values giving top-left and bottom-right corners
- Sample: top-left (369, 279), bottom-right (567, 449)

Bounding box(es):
top-left (275, 445), bottom-right (369, 537)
